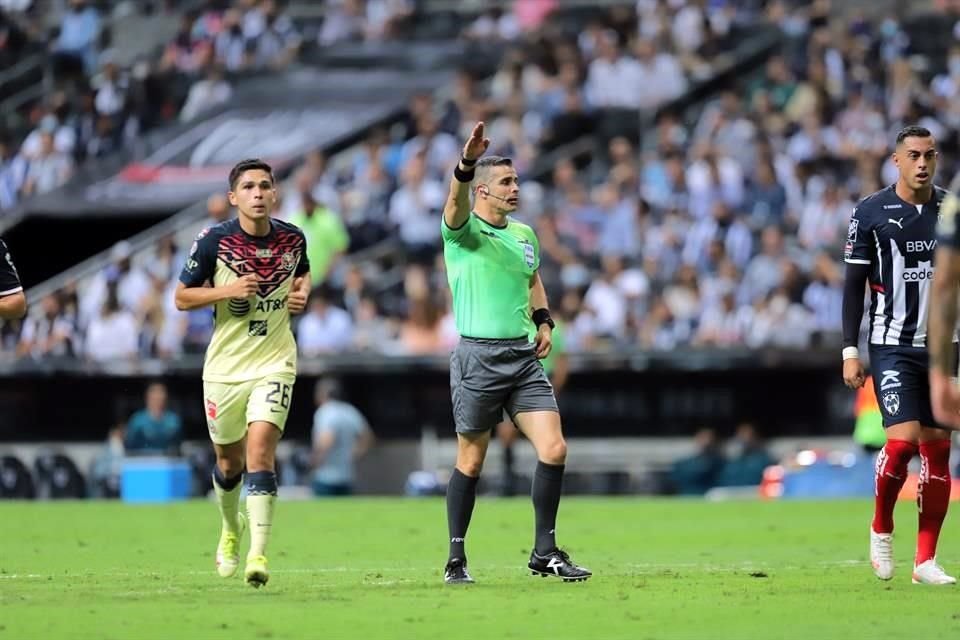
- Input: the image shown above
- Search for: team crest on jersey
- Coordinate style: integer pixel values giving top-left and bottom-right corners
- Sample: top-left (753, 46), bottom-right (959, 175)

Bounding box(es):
top-left (521, 241), bottom-right (535, 269)
top-left (882, 392), bottom-right (901, 416)
top-left (281, 251), bottom-right (297, 270)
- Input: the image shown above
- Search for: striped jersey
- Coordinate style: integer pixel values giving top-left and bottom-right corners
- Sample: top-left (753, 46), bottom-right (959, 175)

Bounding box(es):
top-left (0, 239), bottom-right (21, 298)
top-left (844, 184), bottom-right (947, 347)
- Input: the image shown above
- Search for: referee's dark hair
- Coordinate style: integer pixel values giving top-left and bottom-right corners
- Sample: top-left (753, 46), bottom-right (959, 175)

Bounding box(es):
top-left (896, 125), bottom-right (932, 146)
top-left (228, 158), bottom-right (275, 190)
top-left (473, 155), bottom-right (513, 188)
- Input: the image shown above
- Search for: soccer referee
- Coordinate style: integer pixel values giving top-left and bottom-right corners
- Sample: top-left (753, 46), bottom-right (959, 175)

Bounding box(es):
top-left (440, 122), bottom-right (591, 584)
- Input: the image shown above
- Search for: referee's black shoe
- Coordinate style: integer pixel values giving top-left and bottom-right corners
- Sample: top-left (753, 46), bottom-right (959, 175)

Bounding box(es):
top-left (528, 548), bottom-right (592, 582)
top-left (444, 558), bottom-right (475, 584)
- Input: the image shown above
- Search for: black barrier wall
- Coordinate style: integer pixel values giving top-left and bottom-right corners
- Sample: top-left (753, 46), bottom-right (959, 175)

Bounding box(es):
top-left (0, 352), bottom-right (853, 442)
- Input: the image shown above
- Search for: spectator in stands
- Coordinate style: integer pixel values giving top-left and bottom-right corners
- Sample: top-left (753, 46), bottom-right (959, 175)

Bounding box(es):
top-left (84, 285), bottom-right (138, 362)
top-left (318, 0), bottom-right (365, 46)
top-left (0, 137), bottom-right (27, 210)
top-left (289, 182), bottom-right (349, 286)
top-left (670, 427), bottom-right (725, 495)
top-left (125, 381), bottom-right (183, 455)
top-left (90, 421), bottom-right (125, 498)
top-left (310, 377), bottom-right (375, 496)
top-left (17, 292), bottom-right (77, 359)
top-left (717, 423), bottom-right (774, 487)
top-left (179, 64), bottom-right (233, 122)
top-left (297, 287), bottom-right (353, 355)
top-left (388, 152), bottom-right (444, 264)
top-left (205, 192), bottom-right (231, 225)
top-left (52, 0), bottom-right (101, 76)
top-left (21, 132), bottom-right (73, 197)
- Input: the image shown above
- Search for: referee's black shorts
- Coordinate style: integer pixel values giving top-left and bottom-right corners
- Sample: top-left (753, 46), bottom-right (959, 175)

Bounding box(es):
top-left (450, 336), bottom-right (558, 434)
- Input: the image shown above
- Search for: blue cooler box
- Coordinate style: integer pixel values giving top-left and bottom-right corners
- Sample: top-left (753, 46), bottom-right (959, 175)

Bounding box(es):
top-left (121, 458), bottom-right (192, 503)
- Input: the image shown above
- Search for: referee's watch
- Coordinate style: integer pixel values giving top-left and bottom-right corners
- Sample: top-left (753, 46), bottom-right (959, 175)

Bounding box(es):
top-left (532, 308), bottom-right (555, 330)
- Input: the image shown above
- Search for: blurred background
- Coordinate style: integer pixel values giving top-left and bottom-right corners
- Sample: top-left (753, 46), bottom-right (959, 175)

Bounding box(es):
top-left (0, 0), bottom-right (956, 502)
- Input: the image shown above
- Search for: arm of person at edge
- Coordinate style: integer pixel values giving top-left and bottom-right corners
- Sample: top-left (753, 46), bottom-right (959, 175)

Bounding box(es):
top-left (0, 291), bottom-right (25, 320)
top-left (530, 270), bottom-right (552, 359)
top-left (841, 262), bottom-right (869, 389)
top-left (442, 121), bottom-right (490, 230)
top-left (288, 274), bottom-right (311, 314)
top-left (928, 245), bottom-right (960, 429)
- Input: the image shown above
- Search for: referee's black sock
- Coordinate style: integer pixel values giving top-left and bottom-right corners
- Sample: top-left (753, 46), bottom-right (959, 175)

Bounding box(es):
top-left (446, 468), bottom-right (479, 561)
top-left (532, 461), bottom-right (565, 555)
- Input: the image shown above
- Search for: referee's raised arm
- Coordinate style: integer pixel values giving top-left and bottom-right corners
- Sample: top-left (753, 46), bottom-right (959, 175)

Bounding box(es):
top-left (443, 121), bottom-right (490, 229)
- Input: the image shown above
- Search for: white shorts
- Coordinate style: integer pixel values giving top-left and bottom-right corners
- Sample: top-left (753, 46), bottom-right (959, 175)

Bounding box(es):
top-left (202, 373), bottom-right (296, 445)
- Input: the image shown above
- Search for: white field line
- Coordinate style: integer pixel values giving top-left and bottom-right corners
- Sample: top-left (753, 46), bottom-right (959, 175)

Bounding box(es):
top-left (0, 560), bottom-right (869, 581)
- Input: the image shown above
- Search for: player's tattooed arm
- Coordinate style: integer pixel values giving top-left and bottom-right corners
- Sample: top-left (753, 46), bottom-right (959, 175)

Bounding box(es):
top-left (929, 247), bottom-right (960, 375)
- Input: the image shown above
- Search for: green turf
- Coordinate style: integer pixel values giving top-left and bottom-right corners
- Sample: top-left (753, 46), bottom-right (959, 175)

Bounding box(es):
top-left (3, 498), bottom-right (960, 639)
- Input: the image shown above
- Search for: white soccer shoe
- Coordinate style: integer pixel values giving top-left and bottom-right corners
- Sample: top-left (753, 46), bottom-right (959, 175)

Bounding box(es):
top-left (216, 513), bottom-right (247, 578)
top-left (870, 528), bottom-right (894, 581)
top-left (912, 559), bottom-right (957, 585)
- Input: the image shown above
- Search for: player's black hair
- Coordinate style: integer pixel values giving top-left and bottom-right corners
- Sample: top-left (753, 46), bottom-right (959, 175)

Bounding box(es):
top-left (895, 125), bottom-right (932, 146)
top-left (228, 158), bottom-right (275, 190)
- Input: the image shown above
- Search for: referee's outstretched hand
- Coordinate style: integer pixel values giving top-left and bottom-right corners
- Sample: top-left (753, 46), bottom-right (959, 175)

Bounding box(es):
top-left (463, 121), bottom-right (490, 161)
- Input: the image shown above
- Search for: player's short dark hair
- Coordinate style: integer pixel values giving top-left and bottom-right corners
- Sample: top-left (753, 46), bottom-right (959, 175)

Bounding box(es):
top-left (896, 125), bottom-right (933, 146)
top-left (228, 158), bottom-right (274, 190)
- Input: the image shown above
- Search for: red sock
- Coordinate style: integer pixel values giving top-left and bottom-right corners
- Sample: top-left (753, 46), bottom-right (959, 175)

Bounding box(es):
top-left (872, 439), bottom-right (917, 534)
top-left (917, 439), bottom-right (952, 565)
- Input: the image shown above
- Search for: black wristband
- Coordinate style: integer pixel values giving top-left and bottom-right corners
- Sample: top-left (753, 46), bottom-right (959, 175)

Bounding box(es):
top-left (532, 308), bottom-right (555, 329)
top-left (460, 156), bottom-right (477, 167)
top-left (454, 165), bottom-right (475, 182)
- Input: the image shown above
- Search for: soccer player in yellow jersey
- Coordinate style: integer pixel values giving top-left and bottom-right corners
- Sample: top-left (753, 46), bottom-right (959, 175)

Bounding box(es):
top-left (175, 159), bottom-right (310, 588)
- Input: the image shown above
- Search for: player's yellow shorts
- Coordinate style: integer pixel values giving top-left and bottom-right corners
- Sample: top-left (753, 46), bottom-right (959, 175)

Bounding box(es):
top-left (202, 373), bottom-right (296, 445)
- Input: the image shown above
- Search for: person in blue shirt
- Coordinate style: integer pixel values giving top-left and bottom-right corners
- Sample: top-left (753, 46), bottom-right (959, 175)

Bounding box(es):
top-left (311, 378), bottom-right (374, 496)
top-left (125, 381), bottom-right (182, 455)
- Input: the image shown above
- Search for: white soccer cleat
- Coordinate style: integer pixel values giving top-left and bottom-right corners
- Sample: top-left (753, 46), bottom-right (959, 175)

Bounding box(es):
top-left (912, 559), bottom-right (957, 585)
top-left (216, 512), bottom-right (246, 578)
top-left (870, 528), bottom-right (894, 581)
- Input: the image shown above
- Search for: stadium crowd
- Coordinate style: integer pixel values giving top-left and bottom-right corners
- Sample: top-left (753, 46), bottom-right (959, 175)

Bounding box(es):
top-left (0, 0), bottom-right (312, 211)
top-left (3, 1), bottom-right (959, 362)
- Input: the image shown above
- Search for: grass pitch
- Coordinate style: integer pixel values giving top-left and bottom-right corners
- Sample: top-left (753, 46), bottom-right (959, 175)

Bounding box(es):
top-left (3, 498), bottom-right (960, 639)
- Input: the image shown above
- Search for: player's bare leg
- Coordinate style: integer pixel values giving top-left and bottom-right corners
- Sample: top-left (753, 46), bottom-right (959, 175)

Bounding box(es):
top-left (913, 425), bottom-right (955, 585)
top-left (244, 421), bottom-right (281, 588)
top-left (514, 410), bottom-right (591, 582)
top-left (444, 432), bottom-right (488, 584)
top-left (213, 438), bottom-right (246, 578)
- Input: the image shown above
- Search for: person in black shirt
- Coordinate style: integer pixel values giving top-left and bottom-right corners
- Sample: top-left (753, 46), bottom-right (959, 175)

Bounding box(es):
top-left (0, 239), bottom-right (25, 320)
